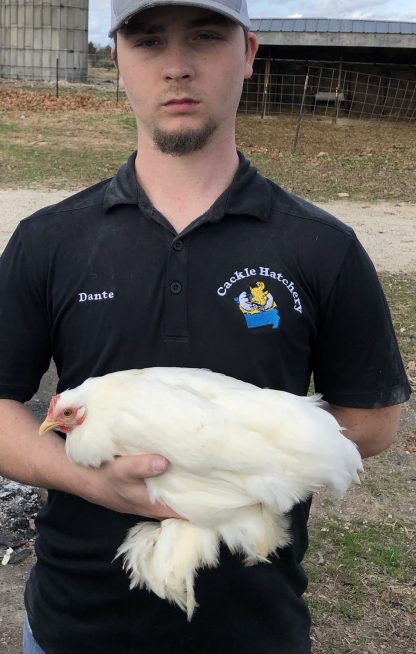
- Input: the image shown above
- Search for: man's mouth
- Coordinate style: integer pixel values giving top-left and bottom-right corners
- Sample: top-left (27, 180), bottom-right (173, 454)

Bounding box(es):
top-left (163, 98), bottom-right (200, 112)
top-left (165, 97), bottom-right (198, 105)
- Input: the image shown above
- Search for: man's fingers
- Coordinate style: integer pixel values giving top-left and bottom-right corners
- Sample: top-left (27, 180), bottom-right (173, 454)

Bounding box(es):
top-left (113, 453), bottom-right (169, 480)
top-left (88, 454), bottom-right (179, 518)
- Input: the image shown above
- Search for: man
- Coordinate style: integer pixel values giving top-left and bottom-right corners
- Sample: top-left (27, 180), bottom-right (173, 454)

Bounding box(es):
top-left (0, 1), bottom-right (410, 653)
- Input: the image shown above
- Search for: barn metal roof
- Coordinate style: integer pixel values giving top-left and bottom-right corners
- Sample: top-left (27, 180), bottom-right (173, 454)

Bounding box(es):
top-left (250, 18), bottom-right (416, 35)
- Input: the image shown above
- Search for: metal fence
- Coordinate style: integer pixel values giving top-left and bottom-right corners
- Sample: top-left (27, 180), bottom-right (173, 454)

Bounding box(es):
top-left (240, 64), bottom-right (416, 123)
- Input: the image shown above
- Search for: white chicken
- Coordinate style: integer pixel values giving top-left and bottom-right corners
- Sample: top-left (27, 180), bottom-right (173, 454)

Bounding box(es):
top-left (39, 367), bottom-right (362, 619)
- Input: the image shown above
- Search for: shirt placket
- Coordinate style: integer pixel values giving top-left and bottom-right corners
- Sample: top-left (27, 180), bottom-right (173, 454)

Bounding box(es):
top-left (163, 235), bottom-right (190, 366)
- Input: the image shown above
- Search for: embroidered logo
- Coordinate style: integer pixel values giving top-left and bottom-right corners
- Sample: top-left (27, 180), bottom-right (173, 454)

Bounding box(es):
top-left (217, 266), bottom-right (302, 315)
top-left (235, 281), bottom-right (280, 330)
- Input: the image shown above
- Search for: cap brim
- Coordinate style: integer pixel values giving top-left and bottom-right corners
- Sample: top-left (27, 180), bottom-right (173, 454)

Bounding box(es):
top-left (109, 0), bottom-right (251, 37)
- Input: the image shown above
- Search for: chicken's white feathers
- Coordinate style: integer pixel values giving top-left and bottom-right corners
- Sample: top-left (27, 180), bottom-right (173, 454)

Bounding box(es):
top-left (55, 367), bottom-right (363, 618)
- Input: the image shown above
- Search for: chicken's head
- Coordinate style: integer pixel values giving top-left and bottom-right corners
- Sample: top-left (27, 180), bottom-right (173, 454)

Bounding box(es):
top-left (39, 392), bottom-right (86, 435)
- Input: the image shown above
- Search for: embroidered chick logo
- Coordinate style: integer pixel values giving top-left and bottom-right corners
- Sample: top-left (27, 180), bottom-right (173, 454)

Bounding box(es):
top-left (235, 281), bottom-right (280, 330)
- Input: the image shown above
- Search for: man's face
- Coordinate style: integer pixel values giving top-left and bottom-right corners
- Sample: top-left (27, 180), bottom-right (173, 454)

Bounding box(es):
top-left (114, 5), bottom-right (258, 155)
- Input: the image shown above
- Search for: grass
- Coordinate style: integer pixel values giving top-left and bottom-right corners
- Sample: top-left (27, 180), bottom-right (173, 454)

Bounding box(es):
top-left (1, 141), bottom-right (128, 188)
top-left (308, 517), bottom-right (415, 585)
top-left (87, 66), bottom-right (118, 85)
top-left (0, 94), bottom-right (136, 188)
top-left (0, 123), bottom-right (18, 134)
top-left (235, 115), bottom-right (416, 202)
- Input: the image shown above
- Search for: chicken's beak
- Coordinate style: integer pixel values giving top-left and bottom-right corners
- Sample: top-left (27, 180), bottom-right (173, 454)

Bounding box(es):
top-left (39, 419), bottom-right (61, 435)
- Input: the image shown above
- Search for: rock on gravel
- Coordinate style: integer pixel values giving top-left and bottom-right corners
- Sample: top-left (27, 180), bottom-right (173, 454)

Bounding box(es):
top-left (0, 478), bottom-right (44, 558)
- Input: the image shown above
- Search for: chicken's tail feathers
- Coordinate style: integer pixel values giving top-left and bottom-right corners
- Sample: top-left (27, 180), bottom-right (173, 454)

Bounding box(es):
top-left (116, 519), bottom-right (219, 620)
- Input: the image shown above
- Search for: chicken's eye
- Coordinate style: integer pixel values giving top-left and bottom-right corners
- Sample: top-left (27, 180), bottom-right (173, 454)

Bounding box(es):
top-left (63, 409), bottom-right (73, 417)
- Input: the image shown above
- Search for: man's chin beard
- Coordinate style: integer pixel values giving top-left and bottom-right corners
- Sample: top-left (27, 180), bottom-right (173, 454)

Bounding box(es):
top-left (152, 121), bottom-right (216, 156)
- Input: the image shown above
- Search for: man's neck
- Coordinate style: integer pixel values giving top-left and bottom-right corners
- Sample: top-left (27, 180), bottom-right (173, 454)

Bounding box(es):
top-left (135, 135), bottom-right (240, 234)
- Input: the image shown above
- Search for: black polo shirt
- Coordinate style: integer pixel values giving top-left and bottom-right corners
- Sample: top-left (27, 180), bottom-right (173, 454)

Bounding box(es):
top-left (0, 152), bottom-right (410, 654)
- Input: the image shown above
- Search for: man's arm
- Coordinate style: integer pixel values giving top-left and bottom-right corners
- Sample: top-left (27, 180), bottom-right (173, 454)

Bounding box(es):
top-left (0, 399), bottom-right (177, 518)
top-left (328, 403), bottom-right (402, 458)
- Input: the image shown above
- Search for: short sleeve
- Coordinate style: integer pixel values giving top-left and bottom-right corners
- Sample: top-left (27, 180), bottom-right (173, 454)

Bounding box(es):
top-left (312, 237), bottom-right (411, 408)
top-left (0, 225), bottom-right (52, 402)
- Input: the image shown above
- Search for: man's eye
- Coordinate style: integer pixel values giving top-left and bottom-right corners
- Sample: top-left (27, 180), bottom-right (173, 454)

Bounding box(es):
top-left (195, 32), bottom-right (220, 41)
top-left (135, 38), bottom-right (160, 48)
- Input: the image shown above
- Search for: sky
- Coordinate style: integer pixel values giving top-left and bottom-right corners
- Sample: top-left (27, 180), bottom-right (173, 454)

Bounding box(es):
top-left (88, 0), bottom-right (416, 45)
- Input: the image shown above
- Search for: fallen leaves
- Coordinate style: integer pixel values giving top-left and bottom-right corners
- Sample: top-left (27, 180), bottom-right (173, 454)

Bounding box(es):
top-left (406, 361), bottom-right (416, 391)
top-left (0, 87), bottom-right (129, 113)
top-left (405, 430), bottom-right (416, 453)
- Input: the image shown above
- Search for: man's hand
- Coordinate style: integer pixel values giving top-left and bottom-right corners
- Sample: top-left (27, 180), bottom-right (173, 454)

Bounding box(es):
top-left (77, 453), bottom-right (179, 519)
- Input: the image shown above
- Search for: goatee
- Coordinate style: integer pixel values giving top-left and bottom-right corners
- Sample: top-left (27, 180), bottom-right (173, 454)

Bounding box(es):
top-left (153, 120), bottom-right (216, 156)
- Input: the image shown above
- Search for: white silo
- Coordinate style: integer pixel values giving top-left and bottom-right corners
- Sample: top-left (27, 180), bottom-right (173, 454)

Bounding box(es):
top-left (0, 0), bottom-right (89, 82)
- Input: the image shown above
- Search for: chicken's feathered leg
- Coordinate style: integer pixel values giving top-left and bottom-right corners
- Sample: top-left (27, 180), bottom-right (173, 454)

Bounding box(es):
top-left (116, 519), bottom-right (219, 619)
top-left (116, 502), bottom-right (288, 620)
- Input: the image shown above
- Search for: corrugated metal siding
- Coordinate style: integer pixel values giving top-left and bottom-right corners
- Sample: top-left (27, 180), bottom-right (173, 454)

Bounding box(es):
top-left (250, 18), bottom-right (416, 34)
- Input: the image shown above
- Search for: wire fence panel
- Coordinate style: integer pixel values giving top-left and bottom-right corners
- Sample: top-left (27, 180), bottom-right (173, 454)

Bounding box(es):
top-left (240, 64), bottom-right (416, 123)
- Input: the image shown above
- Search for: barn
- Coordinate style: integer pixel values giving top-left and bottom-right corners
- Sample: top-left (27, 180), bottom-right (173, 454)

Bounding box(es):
top-left (241, 19), bottom-right (416, 121)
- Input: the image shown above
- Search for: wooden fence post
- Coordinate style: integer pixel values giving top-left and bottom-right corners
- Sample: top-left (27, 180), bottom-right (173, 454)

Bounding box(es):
top-left (261, 51), bottom-right (271, 119)
top-left (293, 69), bottom-right (309, 153)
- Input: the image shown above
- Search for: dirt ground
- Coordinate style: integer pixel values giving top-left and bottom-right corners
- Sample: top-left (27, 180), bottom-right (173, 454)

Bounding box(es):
top-left (0, 191), bottom-right (414, 653)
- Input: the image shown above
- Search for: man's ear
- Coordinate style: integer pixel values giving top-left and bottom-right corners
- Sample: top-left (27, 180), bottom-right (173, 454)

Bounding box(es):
top-left (111, 46), bottom-right (117, 67)
top-left (111, 46), bottom-right (125, 89)
top-left (244, 32), bottom-right (259, 80)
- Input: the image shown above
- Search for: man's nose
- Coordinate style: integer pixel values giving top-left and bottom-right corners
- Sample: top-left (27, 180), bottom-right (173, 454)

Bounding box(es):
top-left (162, 46), bottom-right (194, 81)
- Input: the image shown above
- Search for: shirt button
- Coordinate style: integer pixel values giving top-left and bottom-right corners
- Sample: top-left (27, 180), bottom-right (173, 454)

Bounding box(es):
top-left (170, 281), bottom-right (182, 294)
top-left (173, 240), bottom-right (183, 252)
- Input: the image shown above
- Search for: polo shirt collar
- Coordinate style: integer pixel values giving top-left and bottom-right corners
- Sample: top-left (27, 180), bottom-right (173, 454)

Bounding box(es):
top-left (103, 150), bottom-right (272, 223)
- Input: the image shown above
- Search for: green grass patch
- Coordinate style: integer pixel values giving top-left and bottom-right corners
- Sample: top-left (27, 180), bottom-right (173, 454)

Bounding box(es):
top-left (362, 477), bottom-right (383, 497)
top-left (114, 114), bottom-right (137, 130)
top-left (0, 106), bottom-right (137, 188)
top-left (0, 122), bottom-right (18, 134)
top-left (306, 515), bottom-right (415, 626)
top-left (0, 143), bottom-right (128, 189)
top-left (308, 516), bottom-right (415, 583)
top-left (248, 150), bottom-right (413, 202)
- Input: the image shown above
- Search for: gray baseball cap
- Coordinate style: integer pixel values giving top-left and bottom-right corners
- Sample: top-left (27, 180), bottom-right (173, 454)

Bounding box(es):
top-left (109, 0), bottom-right (251, 37)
